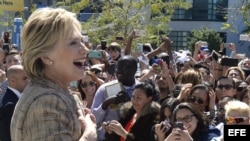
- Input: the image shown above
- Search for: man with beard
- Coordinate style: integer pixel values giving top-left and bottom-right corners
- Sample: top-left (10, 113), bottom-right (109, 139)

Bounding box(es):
top-left (91, 55), bottom-right (140, 141)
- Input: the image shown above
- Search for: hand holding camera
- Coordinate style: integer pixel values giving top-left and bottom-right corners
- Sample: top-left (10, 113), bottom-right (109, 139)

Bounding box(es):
top-left (173, 121), bottom-right (184, 130)
top-left (152, 59), bottom-right (162, 73)
top-left (165, 122), bottom-right (193, 141)
top-left (101, 91), bottom-right (130, 110)
top-left (220, 57), bottom-right (238, 67)
top-left (114, 91), bottom-right (130, 104)
top-left (154, 119), bottom-right (172, 140)
top-left (107, 63), bottom-right (116, 75)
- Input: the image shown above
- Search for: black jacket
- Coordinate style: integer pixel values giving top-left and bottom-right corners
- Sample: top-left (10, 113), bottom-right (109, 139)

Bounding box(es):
top-left (105, 101), bottom-right (160, 141)
top-left (0, 88), bottom-right (19, 141)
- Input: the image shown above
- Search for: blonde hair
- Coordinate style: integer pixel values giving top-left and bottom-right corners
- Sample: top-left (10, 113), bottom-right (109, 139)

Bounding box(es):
top-left (21, 7), bottom-right (81, 78)
top-left (225, 66), bottom-right (245, 80)
top-left (225, 100), bottom-right (250, 117)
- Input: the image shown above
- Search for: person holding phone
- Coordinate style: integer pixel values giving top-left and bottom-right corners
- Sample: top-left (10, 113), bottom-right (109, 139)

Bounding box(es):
top-left (91, 55), bottom-right (140, 141)
top-left (164, 102), bottom-right (220, 141)
top-left (152, 97), bottom-right (181, 141)
top-left (2, 32), bottom-right (11, 55)
top-left (10, 8), bottom-right (97, 141)
top-left (193, 41), bottom-right (210, 62)
top-left (103, 79), bottom-right (160, 141)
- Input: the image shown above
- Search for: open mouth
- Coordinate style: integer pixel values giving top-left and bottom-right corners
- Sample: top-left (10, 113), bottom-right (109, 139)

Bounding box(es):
top-left (73, 59), bottom-right (85, 69)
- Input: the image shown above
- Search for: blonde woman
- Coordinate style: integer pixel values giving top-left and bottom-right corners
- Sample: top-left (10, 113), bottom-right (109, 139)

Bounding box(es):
top-left (10, 8), bottom-right (96, 141)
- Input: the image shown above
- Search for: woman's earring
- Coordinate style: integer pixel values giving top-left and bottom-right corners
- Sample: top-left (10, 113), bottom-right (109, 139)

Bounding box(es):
top-left (48, 61), bottom-right (53, 65)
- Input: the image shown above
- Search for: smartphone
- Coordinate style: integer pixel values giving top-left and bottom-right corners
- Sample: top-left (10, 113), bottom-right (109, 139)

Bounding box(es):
top-left (153, 59), bottom-right (161, 65)
top-left (70, 81), bottom-right (77, 88)
top-left (82, 35), bottom-right (89, 42)
top-left (115, 36), bottom-right (124, 41)
top-left (136, 43), bottom-right (143, 53)
top-left (221, 58), bottom-right (238, 66)
top-left (88, 50), bottom-right (102, 59)
top-left (163, 119), bottom-right (171, 128)
top-left (224, 43), bottom-right (231, 48)
top-left (193, 64), bottom-right (202, 69)
top-left (173, 122), bottom-right (184, 130)
top-left (211, 50), bottom-right (219, 61)
top-left (101, 40), bottom-right (107, 50)
top-left (2, 44), bottom-right (9, 53)
top-left (199, 41), bottom-right (208, 47)
top-left (107, 63), bottom-right (116, 75)
top-left (160, 56), bottom-right (170, 66)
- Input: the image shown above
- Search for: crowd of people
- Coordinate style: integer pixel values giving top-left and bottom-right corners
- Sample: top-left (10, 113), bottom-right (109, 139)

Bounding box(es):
top-left (0, 7), bottom-right (249, 141)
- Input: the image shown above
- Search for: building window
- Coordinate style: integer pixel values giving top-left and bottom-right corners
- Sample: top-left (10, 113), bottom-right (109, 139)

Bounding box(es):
top-left (168, 31), bottom-right (191, 51)
top-left (172, 0), bottom-right (228, 21)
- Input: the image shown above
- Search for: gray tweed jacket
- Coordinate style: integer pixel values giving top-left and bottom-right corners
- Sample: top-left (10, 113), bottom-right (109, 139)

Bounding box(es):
top-left (11, 78), bottom-right (82, 141)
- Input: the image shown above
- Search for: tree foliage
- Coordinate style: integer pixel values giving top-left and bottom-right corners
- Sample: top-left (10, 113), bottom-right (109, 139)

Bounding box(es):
top-left (221, 0), bottom-right (250, 34)
top-left (56, 0), bottom-right (90, 13)
top-left (240, 0), bottom-right (250, 33)
top-left (79, 0), bottom-right (190, 47)
top-left (188, 27), bottom-right (222, 52)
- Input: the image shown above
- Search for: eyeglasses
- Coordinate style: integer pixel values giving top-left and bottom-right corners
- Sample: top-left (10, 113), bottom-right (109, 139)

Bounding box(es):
top-left (226, 116), bottom-right (249, 124)
top-left (188, 96), bottom-right (204, 104)
top-left (176, 115), bottom-right (195, 123)
top-left (237, 87), bottom-right (247, 92)
top-left (217, 84), bottom-right (234, 90)
top-left (81, 81), bottom-right (96, 88)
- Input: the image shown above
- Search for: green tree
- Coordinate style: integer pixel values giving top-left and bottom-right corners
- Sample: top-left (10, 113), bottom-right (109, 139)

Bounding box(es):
top-left (188, 27), bottom-right (222, 52)
top-left (56, 0), bottom-right (89, 13)
top-left (221, 0), bottom-right (250, 34)
top-left (80, 0), bottom-right (190, 47)
top-left (240, 0), bottom-right (250, 33)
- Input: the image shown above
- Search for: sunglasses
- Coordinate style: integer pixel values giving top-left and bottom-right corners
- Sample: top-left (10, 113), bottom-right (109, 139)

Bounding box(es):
top-left (226, 116), bottom-right (249, 124)
top-left (178, 63), bottom-right (184, 67)
top-left (188, 96), bottom-right (204, 104)
top-left (237, 87), bottom-right (247, 92)
top-left (81, 81), bottom-right (96, 88)
top-left (217, 84), bottom-right (233, 90)
top-left (176, 115), bottom-right (195, 123)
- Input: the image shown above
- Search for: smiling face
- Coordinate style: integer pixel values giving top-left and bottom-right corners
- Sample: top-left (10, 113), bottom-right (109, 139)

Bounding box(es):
top-left (44, 25), bottom-right (88, 88)
top-left (80, 74), bottom-right (97, 98)
top-left (176, 108), bottom-right (198, 135)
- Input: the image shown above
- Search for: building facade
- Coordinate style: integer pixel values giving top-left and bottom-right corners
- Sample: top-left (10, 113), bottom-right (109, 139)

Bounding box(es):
top-left (168, 0), bottom-right (249, 56)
